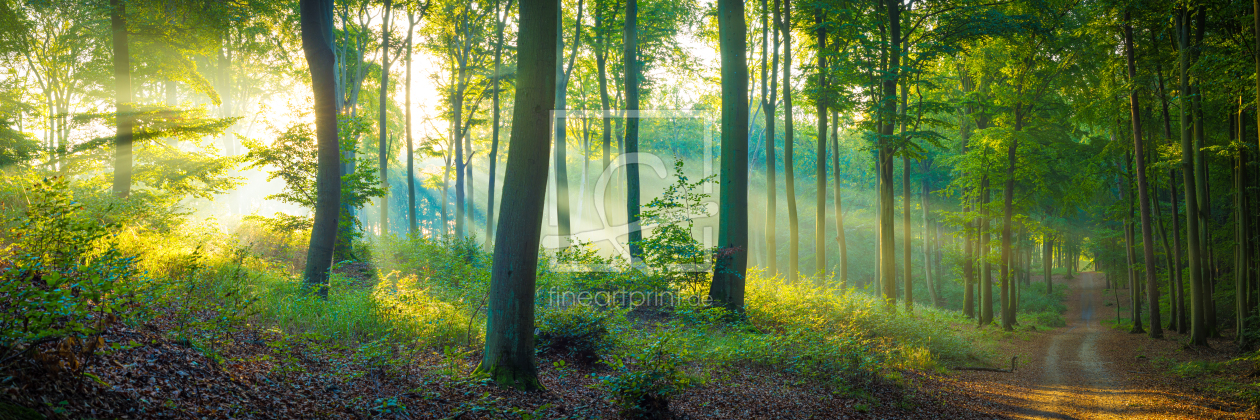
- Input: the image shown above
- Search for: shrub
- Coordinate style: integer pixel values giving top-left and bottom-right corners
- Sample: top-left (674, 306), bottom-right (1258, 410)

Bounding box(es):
top-left (602, 333), bottom-right (695, 419)
top-left (0, 177), bottom-right (149, 372)
top-left (1031, 311), bottom-right (1067, 328)
top-left (536, 304), bottom-right (614, 363)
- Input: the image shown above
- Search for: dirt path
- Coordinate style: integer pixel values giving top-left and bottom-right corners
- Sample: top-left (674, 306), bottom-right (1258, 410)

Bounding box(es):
top-left (1013, 271), bottom-right (1126, 419)
top-left (941, 272), bottom-right (1253, 419)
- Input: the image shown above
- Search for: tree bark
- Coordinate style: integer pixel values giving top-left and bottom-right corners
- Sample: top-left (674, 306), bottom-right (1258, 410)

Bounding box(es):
top-left (1177, 9), bottom-right (1207, 346)
top-left (1123, 16), bottom-right (1161, 337)
top-left (486, 0), bottom-right (513, 243)
top-left (299, 0), bottom-right (341, 297)
top-left (553, 0), bottom-right (582, 248)
top-left (624, 0), bottom-right (642, 261)
top-left (708, 0), bottom-right (748, 314)
top-left (377, 0), bottom-right (392, 235)
top-left (903, 154), bottom-right (912, 311)
top-left (406, 10), bottom-right (417, 237)
top-left (476, 0), bottom-right (558, 390)
top-left (815, 10), bottom-right (827, 279)
top-left (765, 0), bottom-right (781, 276)
top-left (110, 0), bottom-right (133, 198)
top-left (832, 108), bottom-right (847, 287)
top-left (880, 0), bottom-right (900, 307)
top-left (922, 164), bottom-right (937, 307)
top-left (783, 0), bottom-right (799, 284)
top-left (1125, 150), bottom-right (1145, 333)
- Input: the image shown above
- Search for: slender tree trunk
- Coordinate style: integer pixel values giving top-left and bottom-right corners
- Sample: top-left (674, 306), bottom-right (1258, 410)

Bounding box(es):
top-left (299, 0), bottom-right (341, 296)
top-left (486, 0), bottom-right (513, 243)
top-left (1125, 16), bottom-right (1161, 337)
top-left (998, 104), bottom-right (1024, 331)
top-left (1044, 235), bottom-right (1053, 294)
top-left (783, 0), bottom-right (799, 283)
top-left (709, 0), bottom-right (748, 313)
top-left (880, 0), bottom-right (900, 307)
top-left (903, 154), bottom-right (912, 310)
top-left (815, 10), bottom-right (827, 279)
top-left (595, 0), bottom-right (612, 184)
top-left (476, 0), bottom-right (559, 390)
top-left (1177, 9), bottom-right (1207, 346)
top-left (765, 0), bottom-right (781, 276)
top-left (981, 178), bottom-right (992, 326)
top-left (377, 0), bottom-right (392, 236)
top-left (110, 0), bottom-right (133, 198)
top-left (832, 108), bottom-right (847, 287)
top-left (406, 11), bottom-right (417, 236)
top-left (1126, 150), bottom-right (1145, 333)
top-left (921, 166), bottom-right (937, 307)
top-left (554, 1), bottom-right (583, 248)
top-left (623, 0), bottom-right (643, 261)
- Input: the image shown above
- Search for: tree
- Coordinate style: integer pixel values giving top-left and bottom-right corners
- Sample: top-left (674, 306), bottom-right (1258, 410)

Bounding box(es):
top-left (378, 0), bottom-right (393, 235)
top-left (814, 8), bottom-right (827, 279)
top-left (782, 0), bottom-right (798, 284)
top-left (484, 0), bottom-right (515, 244)
top-left (110, 0), bottom-right (134, 198)
top-left (476, 0), bottom-right (559, 390)
top-left (405, 7), bottom-right (422, 237)
top-left (765, 0), bottom-right (781, 276)
top-left (624, 0), bottom-right (642, 261)
top-left (879, 0), bottom-right (900, 307)
top-left (1176, 7), bottom-right (1207, 346)
top-left (1123, 11), bottom-right (1160, 338)
top-left (553, 0), bottom-right (584, 248)
top-left (708, 0), bottom-right (747, 314)
top-left (299, 0), bottom-right (342, 296)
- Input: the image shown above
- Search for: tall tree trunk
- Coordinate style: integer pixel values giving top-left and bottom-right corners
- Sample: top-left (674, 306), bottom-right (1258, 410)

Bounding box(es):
top-left (1151, 29), bottom-right (1181, 331)
top-left (709, 0), bottom-right (748, 313)
top-left (486, 0), bottom-right (513, 243)
top-left (765, 0), bottom-right (781, 276)
top-left (595, 0), bottom-right (612, 188)
top-left (783, 0), bottom-right (799, 284)
top-left (880, 0), bottom-right (900, 307)
top-left (553, 0), bottom-right (583, 248)
top-left (1044, 235), bottom-right (1053, 294)
top-left (110, 0), bottom-right (133, 198)
top-left (998, 103), bottom-right (1024, 331)
top-left (1125, 16), bottom-right (1161, 337)
top-left (980, 178), bottom-right (992, 326)
top-left (815, 10), bottom-right (827, 279)
top-left (921, 165), bottom-right (938, 306)
top-left (832, 108), bottom-right (847, 287)
top-left (299, 0), bottom-right (341, 296)
top-left (476, 0), bottom-right (559, 390)
top-left (624, 0), bottom-right (642, 261)
top-left (1126, 150), bottom-right (1145, 333)
top-left (406, 11), bottom-right (417, 236)
top-left (378, 0), bottom-right (392, 236)
top-left (1177, 9), bottom-right (1207, 346)
top-left (903, 154), bottom-right (912, 311)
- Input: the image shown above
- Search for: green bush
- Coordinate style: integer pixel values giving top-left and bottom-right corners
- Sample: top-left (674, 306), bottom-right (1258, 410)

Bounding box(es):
top-left (536, 304), bottom-right (616, 363)
top-left (1031, 311), bottom-right (1067, 328)
top-left (602, 333), bottom-right (695, 419)
top-left (0, 178), bottom-right (149, 371)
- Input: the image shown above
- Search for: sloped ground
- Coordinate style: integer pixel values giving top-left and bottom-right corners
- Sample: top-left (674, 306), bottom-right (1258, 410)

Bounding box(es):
top-left (2, 311), bottom-right (1007, 420)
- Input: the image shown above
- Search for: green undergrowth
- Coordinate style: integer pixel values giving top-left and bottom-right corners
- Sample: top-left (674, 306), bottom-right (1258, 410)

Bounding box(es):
top-left (2, 174), bottom-right (1001, 404)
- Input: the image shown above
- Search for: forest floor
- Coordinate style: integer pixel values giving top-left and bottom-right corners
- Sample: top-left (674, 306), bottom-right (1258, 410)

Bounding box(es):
top-left (7, 270), bottom-right (1260, 419)
top-left (942, 272), bottom-right (1259, 419)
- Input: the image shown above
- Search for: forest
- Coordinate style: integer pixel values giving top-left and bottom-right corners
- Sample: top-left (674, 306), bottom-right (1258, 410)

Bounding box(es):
top-left (1, 0), bottom-right (1259, 417)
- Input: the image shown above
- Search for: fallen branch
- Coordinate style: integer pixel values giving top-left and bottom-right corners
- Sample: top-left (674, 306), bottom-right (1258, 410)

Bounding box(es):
top-left (952, 356), bottom-right (1017, 373)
